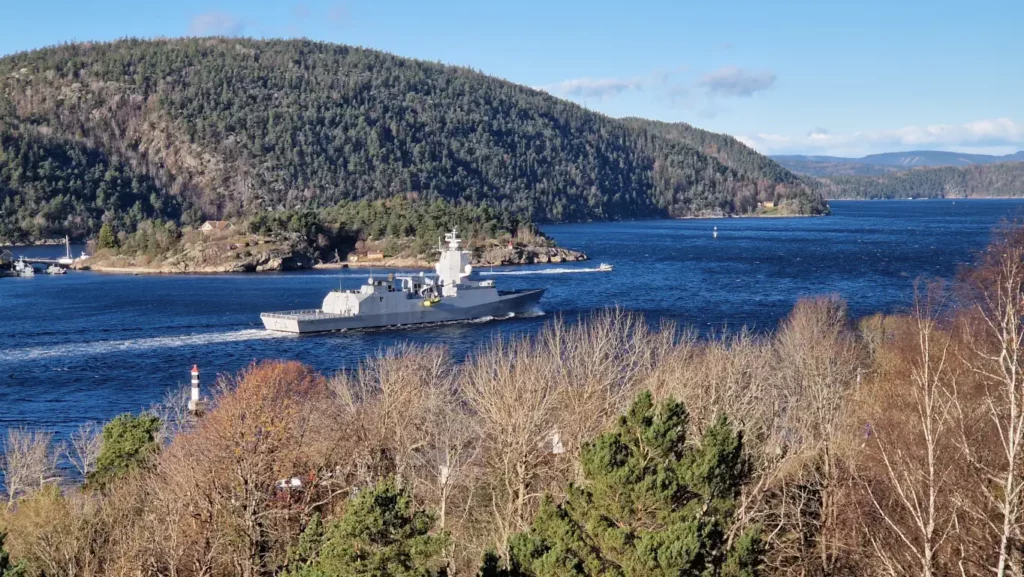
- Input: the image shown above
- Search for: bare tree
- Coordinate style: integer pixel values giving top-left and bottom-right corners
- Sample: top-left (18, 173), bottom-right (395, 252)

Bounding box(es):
top-left (772, 296), bottom-right (861, 574)
top-left (543, 310), bottom-right (675, 471)
top-left (151, 385), bottom-right (197, 444)
top-left (462, 332), bottom-right (562, 558)
top-left (412, 380), bottom-right (480, 574)
top-left (958, 230), bottom-right (1024, 577)
top-left (861, 289), bottom-right (961, 577)
top-left (2, 427), bottom-right (61, 505)
top-left (64, 422), bottom-right (102, 480)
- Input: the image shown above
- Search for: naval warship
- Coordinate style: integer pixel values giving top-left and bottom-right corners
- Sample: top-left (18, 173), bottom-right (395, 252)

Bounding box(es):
top-left (261, 229), bottom-right (545, 334)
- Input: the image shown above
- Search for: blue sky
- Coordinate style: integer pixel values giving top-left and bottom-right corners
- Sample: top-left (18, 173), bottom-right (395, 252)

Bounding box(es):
top-left (3, 0), bottom-right (1022, 157)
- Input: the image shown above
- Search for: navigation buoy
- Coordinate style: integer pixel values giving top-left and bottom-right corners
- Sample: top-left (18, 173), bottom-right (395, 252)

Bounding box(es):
top-left (713, 226), bottom-right (718, 239)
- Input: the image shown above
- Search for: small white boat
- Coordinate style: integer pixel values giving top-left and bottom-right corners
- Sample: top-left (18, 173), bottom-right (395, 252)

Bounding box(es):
top-left (56, 235), bottom-right (74, 266)
top-left (46, 264), bottom-right (66, 275)
top-left (597, 263), bottom-right (614, 272)
top-left (14, 258), bottom-right (35, 277)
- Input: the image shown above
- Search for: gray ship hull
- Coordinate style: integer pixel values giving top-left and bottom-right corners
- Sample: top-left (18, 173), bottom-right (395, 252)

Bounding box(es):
top-left (262, 288), bottom-right (544, 334)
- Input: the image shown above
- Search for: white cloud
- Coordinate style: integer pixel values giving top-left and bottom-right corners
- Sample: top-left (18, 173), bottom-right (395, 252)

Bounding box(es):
top-left (188, 12), bottom-right (245, 36)
top-left (740, 118), bottom-right (1024, 156)
top-left (698, 66), bottom-right (776, 97)
top-left (541, 65), bottom-right (774, 108)
top-left (541, 76), bottom-right (646, 100)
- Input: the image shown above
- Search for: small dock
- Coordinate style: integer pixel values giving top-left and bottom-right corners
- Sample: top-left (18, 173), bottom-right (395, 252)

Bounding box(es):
top-left (18, 257), bottom-right (69, 267)
top-left (1, 237), bottom-right (85, 274)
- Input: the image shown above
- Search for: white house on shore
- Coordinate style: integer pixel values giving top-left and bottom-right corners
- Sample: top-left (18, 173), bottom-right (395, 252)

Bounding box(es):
top-left (200, 220), bottom-right (234, 234)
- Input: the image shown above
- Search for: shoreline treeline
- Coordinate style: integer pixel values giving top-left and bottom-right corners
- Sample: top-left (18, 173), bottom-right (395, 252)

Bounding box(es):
top-left (5, 230), bottom-right (1024, 576)
top-left (84, 195), bottom-right (550, 270)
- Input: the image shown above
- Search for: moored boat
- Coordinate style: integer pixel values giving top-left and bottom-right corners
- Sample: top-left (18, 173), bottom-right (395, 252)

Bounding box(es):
top-left (14, 258), bottom-right (35, 277)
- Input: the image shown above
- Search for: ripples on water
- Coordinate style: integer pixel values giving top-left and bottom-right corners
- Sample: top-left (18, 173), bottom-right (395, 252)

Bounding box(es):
top-left (2, 199), bottom-right (1024, 437)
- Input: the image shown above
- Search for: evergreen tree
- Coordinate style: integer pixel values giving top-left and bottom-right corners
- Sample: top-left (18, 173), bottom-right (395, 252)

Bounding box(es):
top-left (291, 478), bottom-right (447, 577)
top-left (87, 413), bottom-right (161, 489)
top-left (0, 532), bottom-right (24, 577)
top-left (282, 513), bottom-right (326, 577)
top-left (97, 222), bottom-right (117, 250)
top-left (500, 391), bottom-right (763, 577)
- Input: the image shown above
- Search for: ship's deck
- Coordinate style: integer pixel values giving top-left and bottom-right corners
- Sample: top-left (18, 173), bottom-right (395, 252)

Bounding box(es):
top-left (260, 309), bottom-right (351, 321)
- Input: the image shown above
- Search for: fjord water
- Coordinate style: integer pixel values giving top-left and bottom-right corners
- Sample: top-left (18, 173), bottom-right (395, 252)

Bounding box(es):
top-left (2, 199), bottom-right (1024, 436)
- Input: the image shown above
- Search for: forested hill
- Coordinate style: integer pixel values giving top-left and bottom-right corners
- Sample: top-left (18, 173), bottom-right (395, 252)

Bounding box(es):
top-left (623, 118), bottom-right (808, 188)
top-left (0, 38), bottom-right (826, 242)
top-left (817, 161), bottom-right (1024, 199)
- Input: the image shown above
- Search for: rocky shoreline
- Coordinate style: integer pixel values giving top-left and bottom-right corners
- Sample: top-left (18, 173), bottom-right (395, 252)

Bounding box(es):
top-left (476, 244), bottom-right (587, 266)
top-left (72, 235), bottom-right (317, 274)
top-left (73, 238), bottom-right (588, 275)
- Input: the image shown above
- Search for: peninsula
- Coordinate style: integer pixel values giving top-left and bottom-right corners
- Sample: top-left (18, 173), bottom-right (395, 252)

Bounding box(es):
top-left (72, 197), bottom-right (586, 274)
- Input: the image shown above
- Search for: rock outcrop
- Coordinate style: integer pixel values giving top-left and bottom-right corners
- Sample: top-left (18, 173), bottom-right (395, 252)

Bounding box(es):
top-left (74, 233), bottom-right (316, 274)
top-left (475, 244), bottom-right (588, 266)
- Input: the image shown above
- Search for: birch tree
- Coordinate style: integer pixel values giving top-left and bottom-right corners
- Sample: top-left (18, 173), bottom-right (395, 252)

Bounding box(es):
top-left (861, 291), bottom-right (961, 576)
top-left (959, 231), bottom-right (1024, 577)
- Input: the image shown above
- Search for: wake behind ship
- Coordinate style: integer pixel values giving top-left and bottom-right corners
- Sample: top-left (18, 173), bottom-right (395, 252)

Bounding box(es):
top-left (261, 230), bottom-right (545, 334)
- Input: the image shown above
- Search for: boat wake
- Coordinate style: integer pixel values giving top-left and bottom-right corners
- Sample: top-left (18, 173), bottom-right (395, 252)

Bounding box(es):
top-left (0, 329), bottom-right (290, 363)
top-left (480, 266), bottom-right (608, 276)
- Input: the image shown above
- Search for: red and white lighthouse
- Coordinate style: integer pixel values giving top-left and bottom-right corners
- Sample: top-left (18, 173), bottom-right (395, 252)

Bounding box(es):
top-left (188, 364), bottom-right (202, 414)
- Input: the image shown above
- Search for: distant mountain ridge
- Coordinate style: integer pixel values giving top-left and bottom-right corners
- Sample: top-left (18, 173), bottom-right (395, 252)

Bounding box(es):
top-left (0, 38), bottom-right (826, 243)
top-left (775, 150), bottom-right (1024, 177)
top-left (815, 162), bottom-right (1024, 200)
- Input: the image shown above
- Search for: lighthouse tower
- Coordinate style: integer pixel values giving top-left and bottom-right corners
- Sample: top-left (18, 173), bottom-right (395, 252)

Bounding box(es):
top-left (187, 365), bottom-right (205, 415)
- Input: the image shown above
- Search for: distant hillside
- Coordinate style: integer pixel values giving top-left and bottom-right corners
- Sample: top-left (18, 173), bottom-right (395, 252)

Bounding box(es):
top-left (817, 161), bottom-right (1024, 199)
top-left (0, 38), bottom-right (826, 243)
top-left (775, 150), bottom-right (1024, 177)
top-left (622, 118), bottom-right (829, 205)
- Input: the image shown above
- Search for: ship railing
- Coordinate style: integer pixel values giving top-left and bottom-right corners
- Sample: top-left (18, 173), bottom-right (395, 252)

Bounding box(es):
top-left (261, 309), bottom-right (351, 320)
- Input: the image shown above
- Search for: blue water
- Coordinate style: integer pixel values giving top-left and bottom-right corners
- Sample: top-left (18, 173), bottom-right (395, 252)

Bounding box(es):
top-left (2, 199), bottom-right (1024, 436)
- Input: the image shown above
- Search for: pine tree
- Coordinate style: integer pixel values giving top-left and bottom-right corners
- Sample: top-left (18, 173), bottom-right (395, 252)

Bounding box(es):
top-left (293, 478), bottom-right (447, 577)
top-left (281, 513), bottom-right (326, 577)
top-left (0, 532), bottom-right (24, 577)
top-left (87, 413), bottom-right (161, 489)
top-left (501, 391), bottom-right (763, 577)
top-left (97, 222), bottom-right (117, 249)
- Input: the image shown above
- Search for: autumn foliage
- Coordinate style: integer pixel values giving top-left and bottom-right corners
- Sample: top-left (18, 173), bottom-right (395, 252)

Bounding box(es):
top-left (7, 229), bottom-right (1024, 576)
